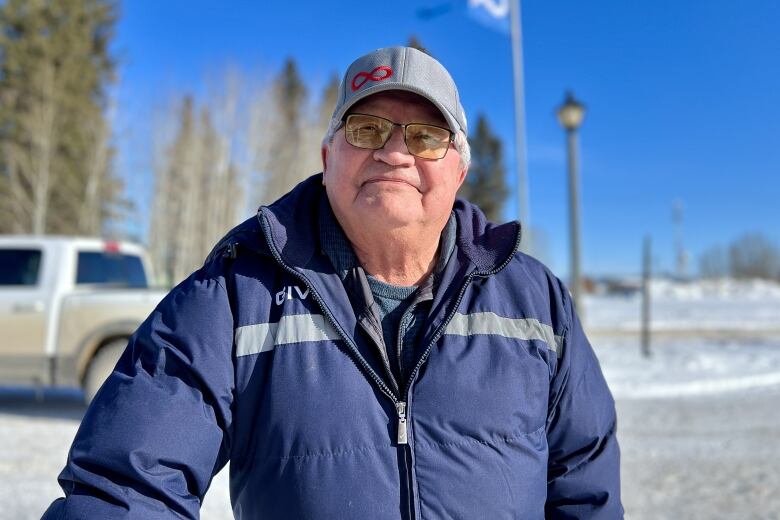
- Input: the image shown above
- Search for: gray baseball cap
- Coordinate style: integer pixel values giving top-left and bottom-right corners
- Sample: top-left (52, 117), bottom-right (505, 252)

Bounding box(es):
top-left (331, 46), bottom-right (467, 135)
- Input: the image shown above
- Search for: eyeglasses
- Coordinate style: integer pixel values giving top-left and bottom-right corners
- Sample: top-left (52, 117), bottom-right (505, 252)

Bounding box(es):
top-left (342, 113), bottom-right (454, 160)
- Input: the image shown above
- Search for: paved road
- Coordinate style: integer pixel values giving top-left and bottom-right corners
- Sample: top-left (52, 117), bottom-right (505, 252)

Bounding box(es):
top-left (2, 385), bottom-right (779, 519)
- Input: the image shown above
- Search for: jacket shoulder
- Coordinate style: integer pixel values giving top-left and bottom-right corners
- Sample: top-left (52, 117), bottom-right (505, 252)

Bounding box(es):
top-left (204, 214), bottom-right (268, 267)
top-left (504, 251), bottom-right (573, 335)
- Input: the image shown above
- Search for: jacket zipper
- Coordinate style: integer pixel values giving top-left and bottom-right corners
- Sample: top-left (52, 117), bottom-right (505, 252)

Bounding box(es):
top-left (396, 401), bottom-right (408, 444)
top-left (401, 440), bottom-right (415, 520)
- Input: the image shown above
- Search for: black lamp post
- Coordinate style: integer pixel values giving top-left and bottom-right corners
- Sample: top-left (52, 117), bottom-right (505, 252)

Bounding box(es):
top-left (557, 91), bottom-right (586, 316)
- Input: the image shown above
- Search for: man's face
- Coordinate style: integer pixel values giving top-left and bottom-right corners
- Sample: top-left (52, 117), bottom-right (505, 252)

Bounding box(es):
top-left (322, 91), bottom-right (467, 233)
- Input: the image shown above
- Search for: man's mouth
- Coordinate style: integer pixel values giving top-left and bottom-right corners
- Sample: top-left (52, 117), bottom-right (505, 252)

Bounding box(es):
top-left (363, 177), bottom-right (418, 190)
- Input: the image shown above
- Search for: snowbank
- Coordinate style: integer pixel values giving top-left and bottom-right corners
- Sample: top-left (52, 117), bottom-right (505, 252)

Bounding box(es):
top-left (585, 278), bottom-right (780, 333)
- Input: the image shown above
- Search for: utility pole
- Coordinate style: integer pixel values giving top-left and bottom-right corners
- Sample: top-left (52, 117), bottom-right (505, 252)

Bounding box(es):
top-left (641, 235), bottom-right (652, 358)
top-left (673, 199), bottom-right (688, 278)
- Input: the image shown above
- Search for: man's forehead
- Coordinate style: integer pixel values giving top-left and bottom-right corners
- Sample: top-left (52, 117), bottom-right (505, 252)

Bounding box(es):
top-left (349, 91), bottom-right (447, 123)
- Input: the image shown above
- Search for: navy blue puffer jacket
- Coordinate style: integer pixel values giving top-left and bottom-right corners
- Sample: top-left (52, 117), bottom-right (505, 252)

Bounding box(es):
top-left (44, 174), bottom-right (622, 519)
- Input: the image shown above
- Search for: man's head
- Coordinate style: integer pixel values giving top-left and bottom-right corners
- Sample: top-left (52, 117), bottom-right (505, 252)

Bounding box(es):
top-left (321, 47), bottom-right (470, 235)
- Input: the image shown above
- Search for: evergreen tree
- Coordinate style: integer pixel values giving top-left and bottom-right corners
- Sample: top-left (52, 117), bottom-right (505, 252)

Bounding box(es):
top-left (0, 0), bottom-right (121, 235)
top-left (458, 114), bottom-right (509, 222)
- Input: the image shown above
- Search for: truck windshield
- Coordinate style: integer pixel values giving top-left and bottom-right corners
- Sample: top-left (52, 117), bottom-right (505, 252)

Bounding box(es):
top-left (76, 252), bottom-right (147, 288)
top-left (0, 249), bottom-right (42, 286)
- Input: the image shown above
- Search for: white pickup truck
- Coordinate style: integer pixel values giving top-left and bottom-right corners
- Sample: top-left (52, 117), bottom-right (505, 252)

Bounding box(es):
top-left (0, 236), bottom-right (167, 401)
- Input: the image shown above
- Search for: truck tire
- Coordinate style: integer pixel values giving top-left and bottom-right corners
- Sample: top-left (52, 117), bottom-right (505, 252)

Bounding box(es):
top-left (84, 339), bottom-right (128, 403)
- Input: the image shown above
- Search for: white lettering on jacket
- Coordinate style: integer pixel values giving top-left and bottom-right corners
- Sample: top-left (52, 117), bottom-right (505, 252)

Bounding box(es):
top-left (275, 285), bottom-right (310, 306)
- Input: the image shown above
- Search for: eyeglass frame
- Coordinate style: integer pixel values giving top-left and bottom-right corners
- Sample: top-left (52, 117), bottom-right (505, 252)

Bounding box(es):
top-left (338, 112), bottom-right (455, 160)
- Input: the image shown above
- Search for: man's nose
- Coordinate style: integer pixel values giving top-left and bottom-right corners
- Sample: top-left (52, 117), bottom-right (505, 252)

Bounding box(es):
top-left (373, 127), bottom-right (415, 166)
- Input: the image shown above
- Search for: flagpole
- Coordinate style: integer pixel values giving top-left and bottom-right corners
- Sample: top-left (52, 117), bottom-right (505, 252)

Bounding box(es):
top-left (509, 0), bottom-right (530, 253)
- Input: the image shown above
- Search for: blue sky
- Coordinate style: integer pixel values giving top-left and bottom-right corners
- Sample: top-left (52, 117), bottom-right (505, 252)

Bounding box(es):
top-left (113, 0), bottom-right (780, 277)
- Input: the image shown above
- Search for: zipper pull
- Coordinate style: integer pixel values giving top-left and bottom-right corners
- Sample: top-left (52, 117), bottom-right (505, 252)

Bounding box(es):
top-left (396, 401), bottom-right (408, 445)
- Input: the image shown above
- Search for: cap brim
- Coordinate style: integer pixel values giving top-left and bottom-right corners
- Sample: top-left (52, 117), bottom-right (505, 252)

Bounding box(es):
top-left (332, 83), bottom-right (463, 135)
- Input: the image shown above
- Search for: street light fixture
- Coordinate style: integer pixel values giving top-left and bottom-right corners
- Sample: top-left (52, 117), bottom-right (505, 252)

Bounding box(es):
top-left (557, 92), bottom-right (586, 131)
top-left (557, 91), bottom-right (586, 317)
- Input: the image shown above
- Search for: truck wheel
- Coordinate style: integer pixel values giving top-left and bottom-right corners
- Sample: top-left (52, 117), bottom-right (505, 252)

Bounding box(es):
top-left (84, 339), bottom-right (128, 404)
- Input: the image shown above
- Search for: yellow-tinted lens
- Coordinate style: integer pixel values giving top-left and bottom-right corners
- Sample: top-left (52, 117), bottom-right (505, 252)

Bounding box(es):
top-left (405, 124), bottom-right (452, 159)
top-left (345, 114), bottom-right (392, 149)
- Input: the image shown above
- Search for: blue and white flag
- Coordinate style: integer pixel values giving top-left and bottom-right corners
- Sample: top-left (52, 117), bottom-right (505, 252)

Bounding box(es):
top-left (468, 0), bottom-right (511, 34)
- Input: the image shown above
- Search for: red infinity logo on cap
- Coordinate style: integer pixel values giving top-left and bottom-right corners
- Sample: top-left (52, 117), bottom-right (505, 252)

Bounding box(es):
top-left (351, 66), bottom-right (393, 92)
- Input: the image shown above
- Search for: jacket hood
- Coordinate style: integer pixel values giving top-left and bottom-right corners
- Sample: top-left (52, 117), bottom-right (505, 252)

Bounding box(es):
top-left (209, 173), bottom-right (521, 273)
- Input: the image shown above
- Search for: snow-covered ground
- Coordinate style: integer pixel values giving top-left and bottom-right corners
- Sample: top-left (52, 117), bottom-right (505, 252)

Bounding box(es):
top-left (2, 278), bottom-right (779, 519)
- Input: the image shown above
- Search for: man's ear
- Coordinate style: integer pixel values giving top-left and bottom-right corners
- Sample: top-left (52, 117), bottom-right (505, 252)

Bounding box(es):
top-left (456, 166), bottom-right (468, 189)
top-left (321, 145), bottom-right (329, 185)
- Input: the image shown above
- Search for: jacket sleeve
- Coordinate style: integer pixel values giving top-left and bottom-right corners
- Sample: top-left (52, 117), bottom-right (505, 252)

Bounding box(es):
top-left (545, 280), bottom-right (623, 519)
top-left (42, 263), bottom-right (235, 520)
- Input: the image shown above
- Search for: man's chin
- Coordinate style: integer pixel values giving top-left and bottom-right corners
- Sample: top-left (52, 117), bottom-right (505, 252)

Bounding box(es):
top-left (355, 196), bottom-right (421, 228)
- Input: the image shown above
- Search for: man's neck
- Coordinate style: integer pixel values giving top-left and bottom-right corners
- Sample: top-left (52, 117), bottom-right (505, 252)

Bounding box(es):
top-left (342, 223), bottom-right (443, 286)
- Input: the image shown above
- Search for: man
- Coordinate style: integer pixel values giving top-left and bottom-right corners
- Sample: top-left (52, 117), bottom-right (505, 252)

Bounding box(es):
top-left (44, 46), bottom-right (622, 519)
